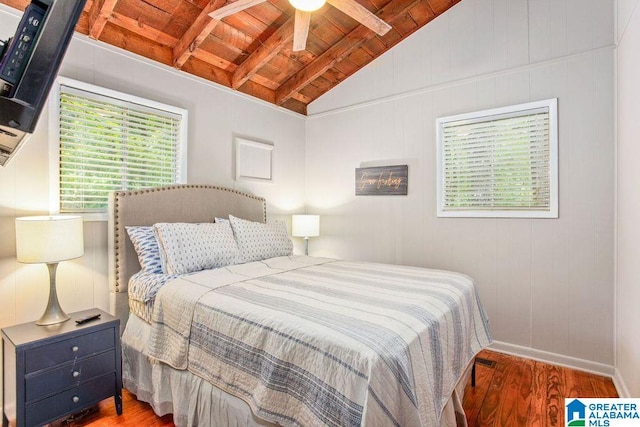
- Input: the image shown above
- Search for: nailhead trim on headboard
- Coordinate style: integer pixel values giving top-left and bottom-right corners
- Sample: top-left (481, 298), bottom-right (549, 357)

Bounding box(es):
top-left (111, 184), bottom-right (267, 293)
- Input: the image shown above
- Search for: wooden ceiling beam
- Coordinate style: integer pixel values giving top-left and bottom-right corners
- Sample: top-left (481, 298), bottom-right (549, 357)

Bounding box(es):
top-left (280, 98), bottom-right (307, 115)
top-left (88, 0), bottom-right (119, 40)
top-left (173, 0), bottom-right (227, 68)
top-left (275, 0), bottom-right (421, 105)
top-left (108, 12), bottom-right (178, 47)
top-left (0, 0), bottom-right (459, 114)
top-left (231, 16), bottom-right (295, 89)
top-left (184, 46), bottom-right (287, 93)
top-left (180, 55), bottom-right (233, 87)
top-left (93, 17), bottom-right (241, 76)
top-left (292, 92), bottom-right (313, 104)
top-left (275, 26), bottom-right (371, 105)
top-left (209, 0), bottom-right (268, 20)
top-left (192, 49), bottom-right (237, 72)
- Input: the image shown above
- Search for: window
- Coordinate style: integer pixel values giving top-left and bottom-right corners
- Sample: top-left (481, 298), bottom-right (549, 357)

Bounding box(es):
top-left (436, 99), bottom-right (558, 218)
top-left (50, 77), bottom-right (187, 216)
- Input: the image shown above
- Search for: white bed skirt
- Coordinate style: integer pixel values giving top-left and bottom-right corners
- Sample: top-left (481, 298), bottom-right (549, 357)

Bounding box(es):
top-left (122, 314), bottom-right (471, 427)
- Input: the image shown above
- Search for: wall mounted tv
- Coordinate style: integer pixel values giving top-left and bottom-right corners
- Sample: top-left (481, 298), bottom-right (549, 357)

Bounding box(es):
top-left (0, 0), bottom-right (86, 166)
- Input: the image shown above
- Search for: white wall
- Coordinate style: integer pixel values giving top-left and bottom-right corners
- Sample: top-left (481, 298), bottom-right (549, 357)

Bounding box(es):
top-left (0, 0), bottom-right (630, 403)
top-left (307, 0), bottom-right (616, 371)
top-left (615, 0), bottom-right (640, 398)
top-left (0, 4), bottom-right (306, 331)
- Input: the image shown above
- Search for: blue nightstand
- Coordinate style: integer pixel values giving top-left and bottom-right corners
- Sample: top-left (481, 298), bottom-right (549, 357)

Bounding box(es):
top-left (2, 309), bottom-right (122, 426)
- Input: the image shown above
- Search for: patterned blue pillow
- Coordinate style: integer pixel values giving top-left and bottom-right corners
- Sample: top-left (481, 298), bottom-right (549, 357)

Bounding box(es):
top-left (125, 226), bottom-right (163, 274)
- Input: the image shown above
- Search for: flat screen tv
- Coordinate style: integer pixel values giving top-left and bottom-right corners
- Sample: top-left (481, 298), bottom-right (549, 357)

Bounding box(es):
top-left (0, 0), bottom-right (86, 166)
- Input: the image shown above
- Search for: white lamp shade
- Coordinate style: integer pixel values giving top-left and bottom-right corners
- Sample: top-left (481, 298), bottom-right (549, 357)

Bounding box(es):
top-left (16, 215), bottom-right (84, 263)
top-left (292, 215), bottom-right (320, 238)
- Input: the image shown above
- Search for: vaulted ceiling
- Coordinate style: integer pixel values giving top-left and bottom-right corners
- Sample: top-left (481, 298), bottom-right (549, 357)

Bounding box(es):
top-left (1, 0), bottom-right (460, 114)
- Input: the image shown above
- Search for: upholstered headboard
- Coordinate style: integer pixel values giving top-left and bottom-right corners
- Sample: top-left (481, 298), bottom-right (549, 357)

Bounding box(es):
top-left (108, 184), bottom-right (266, 330)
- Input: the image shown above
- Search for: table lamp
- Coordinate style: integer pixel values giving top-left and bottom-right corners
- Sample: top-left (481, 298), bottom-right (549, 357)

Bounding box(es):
top-left (292, 214), bottom-right (319, 256)
top-left (15, 215), bottom-right (84, 325)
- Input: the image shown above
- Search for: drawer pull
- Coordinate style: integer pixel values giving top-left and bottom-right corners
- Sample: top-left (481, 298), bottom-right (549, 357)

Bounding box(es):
top-left (72, 370), bottom-right (80, 378)
top-left (72, 396), bottom-right (80, 403)
top-left (72, 346), bottom-right (79, 352)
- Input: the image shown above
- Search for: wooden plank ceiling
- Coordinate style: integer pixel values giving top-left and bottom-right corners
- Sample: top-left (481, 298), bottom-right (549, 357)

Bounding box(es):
top-left (1, 0), bottom-right (460, 114)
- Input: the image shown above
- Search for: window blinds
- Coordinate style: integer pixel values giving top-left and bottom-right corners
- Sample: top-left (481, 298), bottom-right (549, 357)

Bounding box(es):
top-left (437, 99), bottom-right (558, 218)
top-left (58, 85), bottom-right (183, 212)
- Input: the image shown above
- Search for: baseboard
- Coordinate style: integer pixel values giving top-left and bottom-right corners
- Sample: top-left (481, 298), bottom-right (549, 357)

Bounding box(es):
top-left (488, 341), bottom-right (615, 378)
top-left (613, 368), bottom-right (631, 398)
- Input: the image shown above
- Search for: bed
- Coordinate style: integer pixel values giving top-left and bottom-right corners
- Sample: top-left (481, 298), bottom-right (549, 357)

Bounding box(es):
top-left (108, 184), bottom-right (492, 427)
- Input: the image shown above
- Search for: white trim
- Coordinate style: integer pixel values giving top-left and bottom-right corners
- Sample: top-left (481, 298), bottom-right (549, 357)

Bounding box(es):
top-left (437, 103), bottom-right (551, 125)
top-left (614, 0), bottom-right (619, 46)
top-left (307, 45), bottom-right (615, 118)
top-left (616, 0), bottom-right (640, 46)
top-left (48, 76), bottom-right (188, 218)
top-left (49, 80), bottom-right (62, 215)
top-left (0, 3), bottom-right (22, 17)
top-left (489, 341), bottom-right (615, 379)
top-left (613, 368), bottom-right (631, 398)
top-left (56, 77), bottom-right (189, 121)
top-left (436, 98), bottom-right (558, 218)
top-left (613, 29), bottom-right (620, 398)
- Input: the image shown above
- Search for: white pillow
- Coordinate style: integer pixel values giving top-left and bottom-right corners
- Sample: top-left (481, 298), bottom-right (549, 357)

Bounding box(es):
top-left (229, 215), bottom-right (293, 263)
top-left (153, 222), bottom-right (240, 274)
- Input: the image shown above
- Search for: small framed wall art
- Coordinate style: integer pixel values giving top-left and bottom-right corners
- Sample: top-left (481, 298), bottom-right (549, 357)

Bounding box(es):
top-left (355, 164), bottom-right (408, 195)
top-left (234, 137), bottom-right (274, 183)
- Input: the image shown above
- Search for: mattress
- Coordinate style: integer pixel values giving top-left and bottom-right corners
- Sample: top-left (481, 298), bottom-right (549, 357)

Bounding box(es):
top-left (122, 314), bottom-right (472, 427)
top-left (122, 314), bottom-right (277, 426)
top-left (128, 271), bottom-right (181, 323)
top-left (144, 256), bottom-right (491, 426)
top-left (128, 298), bottom-right (154, 323)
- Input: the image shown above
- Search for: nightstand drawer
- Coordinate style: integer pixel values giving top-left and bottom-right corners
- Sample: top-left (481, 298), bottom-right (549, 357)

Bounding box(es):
top-left (25, 350), bottom-right (116, 402)
top-left (25, 372), bottom-right (116, 427)
top-left (25, 328), bottom-right (115, 373)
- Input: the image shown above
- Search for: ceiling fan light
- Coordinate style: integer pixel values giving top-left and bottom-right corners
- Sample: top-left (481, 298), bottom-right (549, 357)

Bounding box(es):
top-left (289, 0), bottom-right (326, 12)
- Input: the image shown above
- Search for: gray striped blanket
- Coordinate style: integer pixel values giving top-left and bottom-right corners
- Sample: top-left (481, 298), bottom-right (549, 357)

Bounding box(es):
top-left (146, 256), bottom-right (491, 426)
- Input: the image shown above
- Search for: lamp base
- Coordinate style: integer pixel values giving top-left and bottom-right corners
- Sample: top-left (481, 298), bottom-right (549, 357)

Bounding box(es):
top-left (36, 311), bottom-right (71, 326)
top-left (35, 263), bottom-right (70, 326)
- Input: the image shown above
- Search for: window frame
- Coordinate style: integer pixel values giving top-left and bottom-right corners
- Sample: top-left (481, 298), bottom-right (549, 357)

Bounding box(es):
top-left (49, 77), bottom-right (188, 221)
top-left (436, 98), bottom-right (558, 219)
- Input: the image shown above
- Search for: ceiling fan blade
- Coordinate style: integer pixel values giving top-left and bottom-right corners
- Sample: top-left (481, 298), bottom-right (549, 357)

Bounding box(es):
top-left (326, 0), bottom-right (391, 36)
top-left (293, 10), bottom-right (312, 51)
top-left (209, 0), bottom-right (268, 20)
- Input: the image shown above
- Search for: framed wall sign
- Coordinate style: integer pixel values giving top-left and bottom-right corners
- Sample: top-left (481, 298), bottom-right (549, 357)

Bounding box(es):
top-left (355, 164), bottom-right (408, 195)
top-left (235, 137), bottom-right (274, 183)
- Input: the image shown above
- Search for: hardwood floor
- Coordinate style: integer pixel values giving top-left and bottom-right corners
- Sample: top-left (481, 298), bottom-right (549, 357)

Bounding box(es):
top-left (64, 349), bottom-right (618, 427)
top-left (463, 350), bottom-right (617, 426)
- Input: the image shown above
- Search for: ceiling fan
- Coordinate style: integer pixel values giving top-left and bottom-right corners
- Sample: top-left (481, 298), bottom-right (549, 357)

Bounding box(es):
top-left (208, 0), bottom-right (392, 51)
